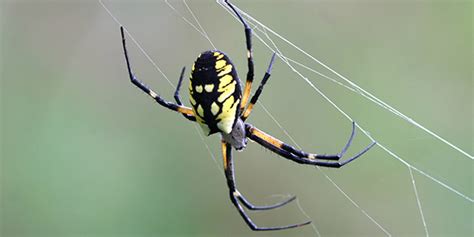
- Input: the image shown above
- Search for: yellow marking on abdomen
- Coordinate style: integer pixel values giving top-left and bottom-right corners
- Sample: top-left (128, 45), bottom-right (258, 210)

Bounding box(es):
top-left (204, 84), bottom-right (214, 92)
top-left (217, 64), bottom-right (233, 77)
top-left (197, 104), bottom-right (204, 117)
top-left (191, 103), bottom-right (204, 123)
top-left (214, 52), bottom-right (224, 60)
top-left (217, 81), bottom-right (236, 103)
top-left (215, 60), bottom-right (226, 69)
top-left (219, 75), bottom-right (233, 89)
top-left (195, 85), bottom-right (203, 93)
top-left (189, 96), bottom-right (196, 105)
top-left (211, 102), bottom-right (220, 115)
top-left (217, 97), bottom-right (239, 134)
top-left (219, 96), bottom-right (235, 116)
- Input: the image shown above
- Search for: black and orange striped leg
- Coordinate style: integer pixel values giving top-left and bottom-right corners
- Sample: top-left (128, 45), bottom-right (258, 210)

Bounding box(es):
top-left (245, 122), bottom-right (377, 168)
top-left (242, 53), bottom-right (276, 121)
top-left (120, 26), bottom-right (195, 120)
top-left (224, 0), bottom-right (254, 111)
top-left (173, 67), bottom-right (196, 121)
top-left (222, 142), bottom-right (311, 231)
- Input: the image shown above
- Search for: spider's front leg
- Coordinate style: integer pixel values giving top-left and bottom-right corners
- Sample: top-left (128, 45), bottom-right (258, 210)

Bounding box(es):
top-left (225, 0), bottom-right (276, 121)
top-left (221, 142), bottom-right (311, 231)
top-left (241, 53), bottom-right (276, 121)
top-left (120, 26), bottom-right (195, 120)
top-left (224, 0), bottom-right (254, 112)
top-left (245, 122), bottom-right (377, 168)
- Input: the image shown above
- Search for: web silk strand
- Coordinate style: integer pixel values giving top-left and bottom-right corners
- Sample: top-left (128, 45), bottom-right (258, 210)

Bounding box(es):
top-left (98, 0), bottom-right (222, 176)
top-left (218, 1), bottom-right (473, 204)
top-left (223, 2), bottom-right (472, 160)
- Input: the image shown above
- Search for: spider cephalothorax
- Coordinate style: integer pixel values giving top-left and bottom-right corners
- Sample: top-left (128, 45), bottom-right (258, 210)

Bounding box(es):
top-left (120, 0), bottom-right (376, 231)
top-left (221, 118), bottom-right (247, 150)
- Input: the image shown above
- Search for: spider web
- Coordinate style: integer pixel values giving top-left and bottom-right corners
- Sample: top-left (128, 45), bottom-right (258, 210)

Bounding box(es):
top-left (98, 1), bottom-right (472, 236)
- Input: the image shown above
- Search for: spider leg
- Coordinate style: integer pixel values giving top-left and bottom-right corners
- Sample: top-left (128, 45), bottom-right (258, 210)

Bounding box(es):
top-left (284, 122), bottom-right (361, 161)
top-left (224, 0), bottom-right (254, 111)
top-left (221, 141), bottom-right (296, 210)
top-left (245, 123), bottom-right (376, 168)
top-left (173, 67), bottom-right (186, 105)
top-left (173, 67), bottom-right (196, 121)
top-left (242, 53), bottom-right (276, 121)
top-left (237, 193), bottom-right (297, 211)
top-left (222, 142), bottom-right (311, 231)
top-left (120, 26), bottom-right (195, 119)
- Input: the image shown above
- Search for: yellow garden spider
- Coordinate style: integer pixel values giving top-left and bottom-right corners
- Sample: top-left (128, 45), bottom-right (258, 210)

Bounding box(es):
top-left (120, 0), bottom-right (376, 231)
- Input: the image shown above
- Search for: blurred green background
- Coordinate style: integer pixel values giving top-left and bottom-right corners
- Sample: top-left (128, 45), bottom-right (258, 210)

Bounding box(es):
top-left (1, 0), bottom-right (472, 236)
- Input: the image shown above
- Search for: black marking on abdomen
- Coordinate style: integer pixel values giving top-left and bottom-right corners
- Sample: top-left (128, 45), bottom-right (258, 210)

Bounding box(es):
top-left (189, 50), bottom-right (242, 135)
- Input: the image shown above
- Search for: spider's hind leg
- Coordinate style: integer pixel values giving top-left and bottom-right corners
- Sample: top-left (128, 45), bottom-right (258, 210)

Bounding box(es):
top-left (237, 191), bottom-right (296, 211)
top-left (241, 53), bottom-right (276, 121)
top-left (221, 142), bottom-right (311, 231)
top-left (245, 122), bottom-right (376, 168)
top-left (283, 122), bottom-right (365, 161)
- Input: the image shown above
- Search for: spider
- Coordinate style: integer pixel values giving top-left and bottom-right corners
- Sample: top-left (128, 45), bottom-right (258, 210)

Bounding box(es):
top-left (120, 0), bottom-right (376, 231)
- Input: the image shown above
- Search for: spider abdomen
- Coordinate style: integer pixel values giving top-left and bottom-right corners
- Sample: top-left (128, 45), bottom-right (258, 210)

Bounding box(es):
top-left (189, 50), bottom-right (242, 135)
